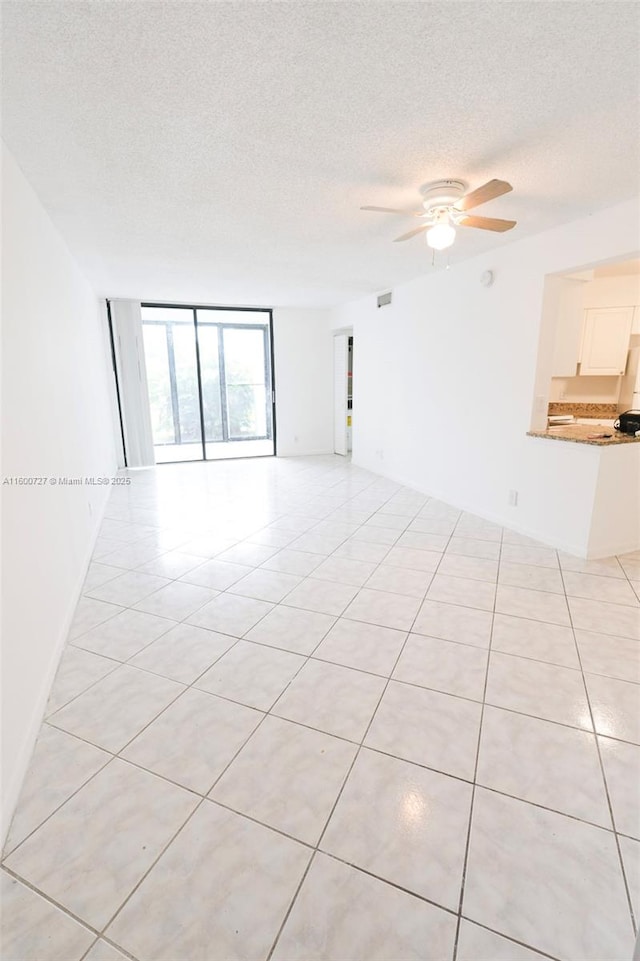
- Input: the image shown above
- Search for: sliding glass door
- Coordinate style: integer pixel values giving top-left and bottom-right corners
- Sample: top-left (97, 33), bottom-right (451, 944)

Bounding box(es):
top-left (142, 306), bottom-right (202, 463)
top-left (141, 304), bottom-right (274, 463)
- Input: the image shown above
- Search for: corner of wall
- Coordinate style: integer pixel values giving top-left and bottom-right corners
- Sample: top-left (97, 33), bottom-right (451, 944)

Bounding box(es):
top-left (1, 144), bottom-right (120, 846)
top-left (1, 489), bottom-right (111, 845)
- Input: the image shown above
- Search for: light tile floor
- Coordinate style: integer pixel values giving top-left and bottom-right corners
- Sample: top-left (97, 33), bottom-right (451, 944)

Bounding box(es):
top-left (2, 455), bottom-right (639, 961)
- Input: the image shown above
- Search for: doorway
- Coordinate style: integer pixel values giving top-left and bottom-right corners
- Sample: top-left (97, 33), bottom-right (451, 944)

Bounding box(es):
top-left (141, 304), bottom-right (275, 463)
top-left (334, 331), bottom-right (353, 455)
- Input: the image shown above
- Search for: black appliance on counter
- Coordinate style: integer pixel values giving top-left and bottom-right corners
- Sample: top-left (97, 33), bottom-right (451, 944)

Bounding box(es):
top-left (614, 410), bottom-right (640, 435)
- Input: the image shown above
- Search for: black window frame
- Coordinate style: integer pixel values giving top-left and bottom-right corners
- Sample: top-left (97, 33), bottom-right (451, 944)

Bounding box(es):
top-left (109, 300), bottom-right (277, 464)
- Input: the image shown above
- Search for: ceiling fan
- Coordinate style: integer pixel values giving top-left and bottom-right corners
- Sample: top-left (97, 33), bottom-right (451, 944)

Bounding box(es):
top-left (361, 179), bottom-right (516, 250)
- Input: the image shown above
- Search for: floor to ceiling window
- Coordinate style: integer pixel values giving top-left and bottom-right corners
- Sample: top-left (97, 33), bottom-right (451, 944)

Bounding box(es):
top-left (141, 304), bottom-right (275, 463)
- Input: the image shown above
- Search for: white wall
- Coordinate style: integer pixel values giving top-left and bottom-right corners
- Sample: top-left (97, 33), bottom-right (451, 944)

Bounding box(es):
top-left (273, 308), bottom-right (333, 456)
top-left (331, 199), bottom-right (639, 555)
top-left (584, 274), bottom-right (640, 309)
top-left (1, 144), bottom-right (117, 841)
top-left (589, 444), bottom-right (640, 558)
top-left (549, 376), bottom-right (621, 403)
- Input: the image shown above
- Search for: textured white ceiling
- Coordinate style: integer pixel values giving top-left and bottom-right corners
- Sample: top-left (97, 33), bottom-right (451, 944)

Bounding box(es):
top-left (3, 1), bottom-right (639, 307)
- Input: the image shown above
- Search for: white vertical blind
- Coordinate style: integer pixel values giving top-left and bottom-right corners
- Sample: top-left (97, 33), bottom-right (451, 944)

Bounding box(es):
top-left (334, 333), bottom-right (348, 456)
top-left (109, 299), bottom-right (155, 467)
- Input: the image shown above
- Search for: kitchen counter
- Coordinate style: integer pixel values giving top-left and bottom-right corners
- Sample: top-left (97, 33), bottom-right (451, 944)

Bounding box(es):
top-left (528, 424), bottom-right (640, 445)
top-left (525, 416), bottom-right (639, 559)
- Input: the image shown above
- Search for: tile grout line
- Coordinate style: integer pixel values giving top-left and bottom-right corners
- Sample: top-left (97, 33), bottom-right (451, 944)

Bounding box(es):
top-left (0, 864), bottom-right (104, 949)
top-left (260, 486), bottom-right (429, 959)
top-left (556, 560), bottom-right (639, 937)
top-left (43, 656), bottom-right (123, 721)
top-left (78, 932), bottom-right (140, 961)
top-left (265, 492), bottom-right (464, 961)
top-left (617, 552), bottom-right (640, 604)
top-left (265, 604), bottom-right (416, 956)
top-left (451, 518), bottom-right (505, 961)
top-left (456, 913), bottom-right (563, 961)
top-left (94, 797), bottom-right (209, 951)
top-left (1, 745), bottom-right (115, 861)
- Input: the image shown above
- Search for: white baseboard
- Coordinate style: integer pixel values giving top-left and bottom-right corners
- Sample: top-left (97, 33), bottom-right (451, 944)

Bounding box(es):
top-left (1, 485), bottom-right (112, 847)
top-left (276, 448), bottom-right (334, 458)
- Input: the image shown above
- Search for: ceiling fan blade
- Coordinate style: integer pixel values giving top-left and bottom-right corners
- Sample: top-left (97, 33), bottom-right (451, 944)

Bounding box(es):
top-left (459, 215), bottom-right (517, 232)
top-left (393, 224), bottom-right (429, 242)
top-left (361, 206), bottom-right (423, 216)
top-left (454, 179), bottom-right (513, 211)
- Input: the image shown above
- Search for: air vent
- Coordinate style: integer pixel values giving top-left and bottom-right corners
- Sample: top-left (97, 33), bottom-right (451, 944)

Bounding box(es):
top-left (377, 291), bottom-right (392, 308)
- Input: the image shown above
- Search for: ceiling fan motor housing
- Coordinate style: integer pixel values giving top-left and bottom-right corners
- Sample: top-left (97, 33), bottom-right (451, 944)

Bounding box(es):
top-left (420, 180), bottom-right (466, 213)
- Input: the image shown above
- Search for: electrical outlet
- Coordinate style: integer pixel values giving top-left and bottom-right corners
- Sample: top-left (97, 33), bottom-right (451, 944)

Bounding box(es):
top-left (508, 490), bottom-right (518, 507)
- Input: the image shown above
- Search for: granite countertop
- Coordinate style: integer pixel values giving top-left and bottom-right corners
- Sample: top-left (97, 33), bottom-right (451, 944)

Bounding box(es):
top-left (528, 424), bottom-right (640, 446)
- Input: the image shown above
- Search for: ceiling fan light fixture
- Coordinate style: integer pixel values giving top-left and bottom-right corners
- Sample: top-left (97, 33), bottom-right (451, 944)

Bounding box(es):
top-left (362, 178), bottom-right (516, 246)
top-left (426, 222), bottom-right (456, 250)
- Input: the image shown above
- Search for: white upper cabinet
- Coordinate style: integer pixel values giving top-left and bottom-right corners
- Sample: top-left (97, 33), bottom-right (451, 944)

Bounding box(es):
top-left (579, 307), bottom-right (634, 376)
top-left (551, 280), bottom-right (587, 377)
